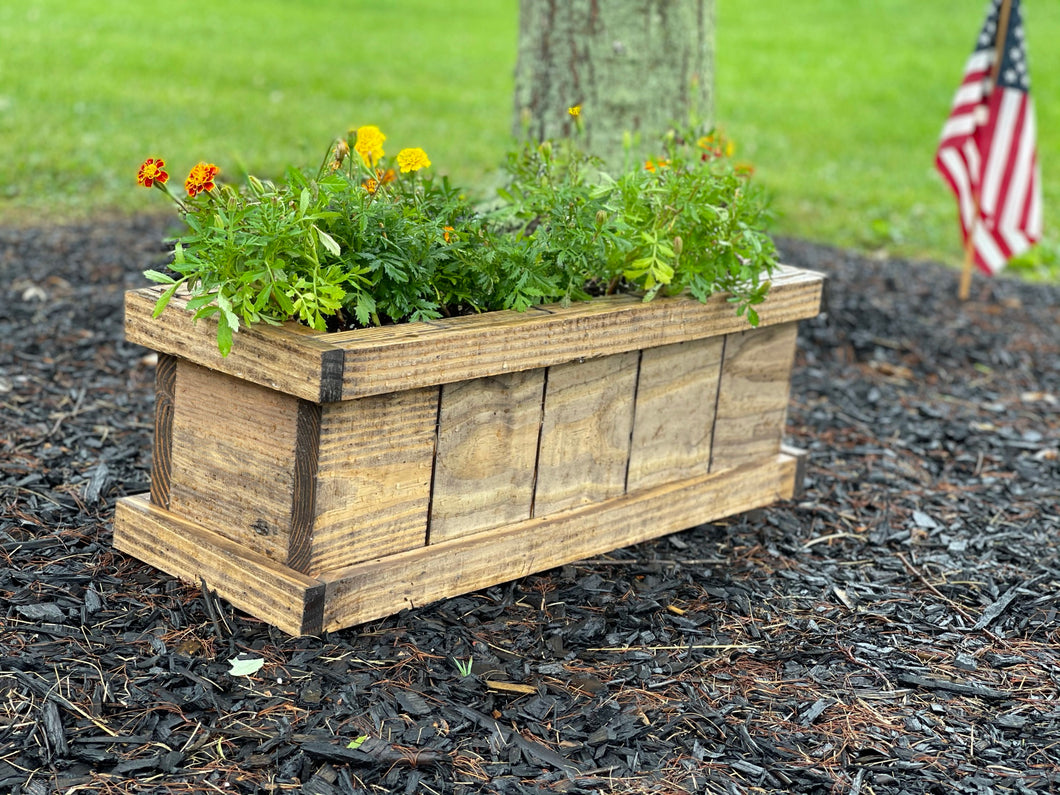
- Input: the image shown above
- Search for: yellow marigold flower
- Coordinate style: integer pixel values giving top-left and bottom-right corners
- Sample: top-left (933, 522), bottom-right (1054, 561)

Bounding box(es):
top-left (397, 147), bottom-right (431, 173)
top-left (725, 139), bottom-right (736, 157)
top-left (696, 134), bottom-right (715, 150)
top-left (185, 162), bottom-right (219, 197)
top-left (568, 105), bottom-right (581, 118)
top-left (362, 177), bottom-right (379, 194)
top-left (136, 158), bottom-right (168, 188)
top-left (354, 125), bottom-right (386, 166)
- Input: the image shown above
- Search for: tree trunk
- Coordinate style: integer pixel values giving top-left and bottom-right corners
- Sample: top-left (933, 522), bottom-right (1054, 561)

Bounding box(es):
top-left (513, 0), bottom-right (714, 168)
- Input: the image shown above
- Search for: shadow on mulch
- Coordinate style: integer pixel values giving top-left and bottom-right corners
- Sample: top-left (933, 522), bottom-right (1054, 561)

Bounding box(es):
top-left (1, 217), bottom-right (1059, 794)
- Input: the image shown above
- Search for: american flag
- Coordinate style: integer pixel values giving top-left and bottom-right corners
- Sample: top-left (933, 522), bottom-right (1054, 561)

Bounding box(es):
top-left (935, 0), bottom-right (1041, 275)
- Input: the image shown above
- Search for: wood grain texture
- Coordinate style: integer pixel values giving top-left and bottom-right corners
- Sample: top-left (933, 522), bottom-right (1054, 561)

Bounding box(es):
top-left (429, 370), bottom-right (545, 543)
top-left (124, 287), bottom-right (344, 403)
top-left (328, 266), bottom-right (823, 399)
top-left (167, 360), bottom-right (301, 563)
top-left (149, 353), bottom-right (177, 509)
top-left (308, 388), bottom-right (438, 574)
top-left (319, 450), bottom-right (803, 631)
top-left (288, 401), bottom-right (322, 573)
top-left (126, 266), bottom-right (822, 401)
top-left (113, 495), bottom-right (325, 637)
top-left (710, 322), bottom-right (800, 472)
top-left (627, 337), bottom-right (724, 491)
top-left (533, 352), bottom-right (639, 515)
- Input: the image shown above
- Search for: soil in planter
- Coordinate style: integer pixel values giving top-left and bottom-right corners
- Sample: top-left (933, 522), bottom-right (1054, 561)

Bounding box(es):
top-left (1, 216), bottom-right (1059, 793)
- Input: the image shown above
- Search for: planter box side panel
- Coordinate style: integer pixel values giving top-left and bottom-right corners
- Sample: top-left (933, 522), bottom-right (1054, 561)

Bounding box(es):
top-left (711, 322), bottom-right (800, 472)
top-left (166, 360), bottom-right (307, 564)
top-left (626, 337), bottom-right (724, 492)
top-left (533, 352), bottom-right (640, 515)
top-left (429, 370), bottom-right (545, 543)
top-left (308, 388), bottom-right (438, 574)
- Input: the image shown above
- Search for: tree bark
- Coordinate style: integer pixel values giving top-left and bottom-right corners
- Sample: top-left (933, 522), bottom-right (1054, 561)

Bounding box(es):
top-left (513, 0), bottom-right (714, 168)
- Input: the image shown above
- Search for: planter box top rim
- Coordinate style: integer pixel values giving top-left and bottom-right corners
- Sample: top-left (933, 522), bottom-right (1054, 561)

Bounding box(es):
top-left (125, 264), bottom-right (824, 403)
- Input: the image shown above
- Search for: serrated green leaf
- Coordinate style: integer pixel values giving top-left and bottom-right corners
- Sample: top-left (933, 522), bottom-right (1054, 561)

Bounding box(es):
top-left (217, 311), bottom-right (234, 357)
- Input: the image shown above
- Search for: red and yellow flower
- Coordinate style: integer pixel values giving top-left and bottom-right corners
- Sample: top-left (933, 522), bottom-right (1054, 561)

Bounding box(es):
top-left (185, 162), bottom-right (219, 197)
top-left (136, 158), bottom-right (168, 188)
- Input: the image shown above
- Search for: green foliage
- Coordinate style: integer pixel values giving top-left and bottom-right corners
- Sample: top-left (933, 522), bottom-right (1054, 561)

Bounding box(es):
top-left (142, 124), bottom-right (778, 354)
top-left (492, 130), bottom-right (777, 322)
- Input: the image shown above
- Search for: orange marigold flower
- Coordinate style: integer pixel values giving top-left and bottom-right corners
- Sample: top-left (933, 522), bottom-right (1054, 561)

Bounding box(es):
top-left (378, 168), bottom-right (396, 185)
top-left (443, 225), bottom-right (454, 243)
top-left (397, 147), bottom-right (431, 173)
top-left (644, 158), bottom-right (669, 173)
top-left (185, 162), bottom-right (219, 197)
top-left (362, 177), bottom-right (379, 194)
top-left (354, 125), bottom-right (386, 166)
top-left (137, 158), bottom-right (168, 188)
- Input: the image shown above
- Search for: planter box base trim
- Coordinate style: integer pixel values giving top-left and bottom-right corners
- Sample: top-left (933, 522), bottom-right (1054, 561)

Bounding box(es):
top-left (113, 447), bottom-right (805, 636)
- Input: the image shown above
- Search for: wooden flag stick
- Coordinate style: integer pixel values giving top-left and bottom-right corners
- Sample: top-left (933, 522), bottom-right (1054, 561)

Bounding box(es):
top-left (959, 0), bottom-right (1014, 302)
top-left (959, 221), bottom-right (976, 301)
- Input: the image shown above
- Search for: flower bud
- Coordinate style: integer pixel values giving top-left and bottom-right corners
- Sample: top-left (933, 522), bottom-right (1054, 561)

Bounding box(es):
top-left (673, 236), bottom-right (683, 256)
top-left (595, 210), bottom-right (608, 227)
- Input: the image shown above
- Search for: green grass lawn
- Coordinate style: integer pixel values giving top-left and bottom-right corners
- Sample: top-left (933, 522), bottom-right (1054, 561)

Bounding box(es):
top-left (1, 0), bottom-right (1056, 276)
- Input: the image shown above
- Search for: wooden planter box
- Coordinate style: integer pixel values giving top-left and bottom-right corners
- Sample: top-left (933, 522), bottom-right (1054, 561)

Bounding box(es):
top-left (114, 265), bottom-right (823, 635)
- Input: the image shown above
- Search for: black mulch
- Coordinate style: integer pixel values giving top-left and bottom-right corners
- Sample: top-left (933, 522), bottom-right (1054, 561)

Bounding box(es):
top-left (2, 216), bottom-right (1059, 794)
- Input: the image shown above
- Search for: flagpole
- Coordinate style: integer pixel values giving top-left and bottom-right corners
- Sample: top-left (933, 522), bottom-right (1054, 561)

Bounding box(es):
top-left (959, 0), bottom-right (1014, 301)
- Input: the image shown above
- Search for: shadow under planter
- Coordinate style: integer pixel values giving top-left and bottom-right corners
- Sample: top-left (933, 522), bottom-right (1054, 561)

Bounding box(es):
top-left (114, 265), bottom-right (824, 635)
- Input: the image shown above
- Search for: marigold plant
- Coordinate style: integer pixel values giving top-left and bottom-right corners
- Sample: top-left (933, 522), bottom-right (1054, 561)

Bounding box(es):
top-left (138, 116), bottom-right (776, 355)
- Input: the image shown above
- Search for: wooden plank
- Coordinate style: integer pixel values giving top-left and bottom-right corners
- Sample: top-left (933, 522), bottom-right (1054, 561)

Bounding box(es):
top-left (429, 370), bottom-right (545, 543)
top-left (125, 267), bottom-right (822, 401)
top-left (626, 337), bottom-right (724, 492)
top-left (288, 401), bottom-right (323, 573)
top-left (149, 353), bottom-right (177, 509)
top-left (533, 352), bottom-right (640, 515)
top-left (124, 287), bottom-right (344, 403)
top-left (167, 360), bottom-right (302, 564)
top-left (308, 388), bottom-right (438, 574)
top-left (113, 495), bottom-right (325, 637)
top-left (781, 444), bottom-right (809, 499)
top-left (319, 450), bottom-right (802, 631)
top-left (328, 266), bottom-right (823, 399)
top-left (710, 322), bottom-right (800, 472)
